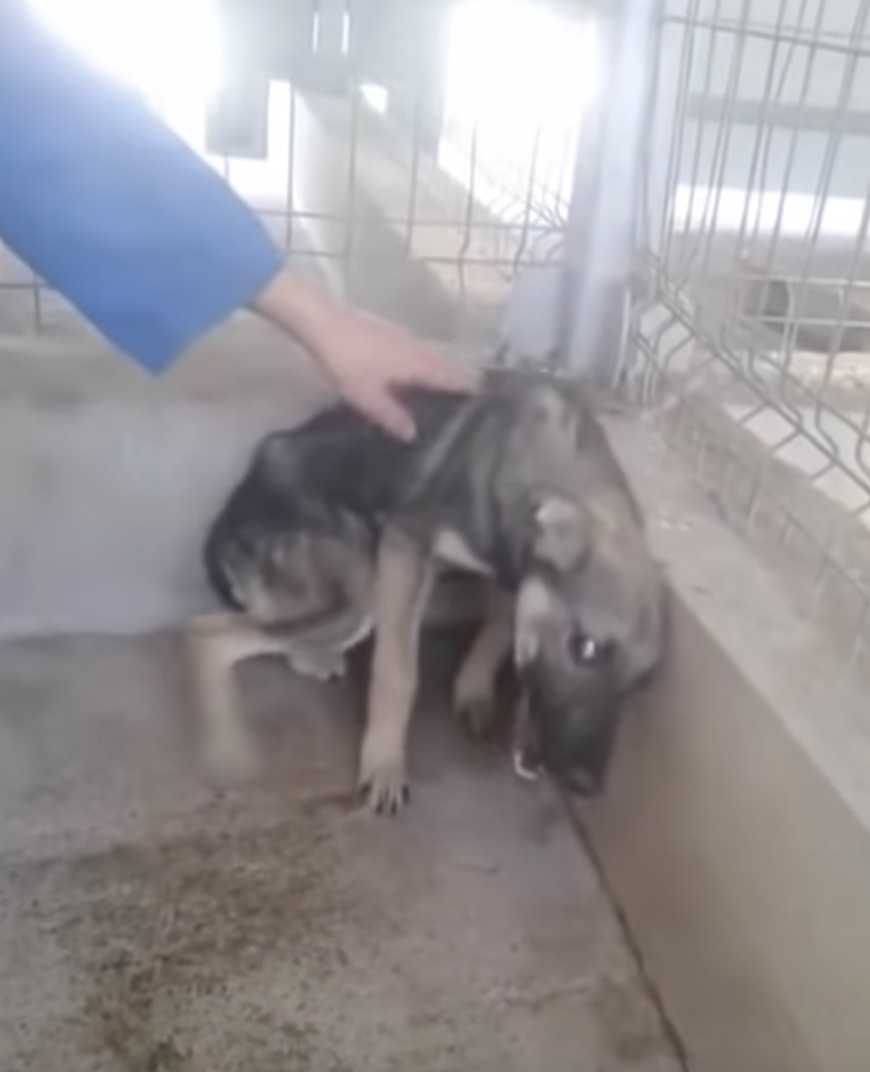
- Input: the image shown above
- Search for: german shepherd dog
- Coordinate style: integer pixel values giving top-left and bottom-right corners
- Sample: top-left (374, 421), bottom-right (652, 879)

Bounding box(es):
top-left (187, 370), bottom-right (666, 812)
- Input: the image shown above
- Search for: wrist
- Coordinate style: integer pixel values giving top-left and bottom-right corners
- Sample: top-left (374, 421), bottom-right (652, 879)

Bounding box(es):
top-left (252, 269), bottom-right (345, 364)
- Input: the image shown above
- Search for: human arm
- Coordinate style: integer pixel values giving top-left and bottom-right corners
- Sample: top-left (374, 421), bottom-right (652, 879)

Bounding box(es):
top-left (0, 4), bottom-right (473, 438)
top-left (0, 3), bottom-right (281, 370)
top-left (251, 270), bottom-right (473, 441)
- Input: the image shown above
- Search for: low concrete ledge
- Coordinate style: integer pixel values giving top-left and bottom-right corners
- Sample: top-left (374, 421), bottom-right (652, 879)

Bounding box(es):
top-left (579, 414), bottom-right (870, 1072)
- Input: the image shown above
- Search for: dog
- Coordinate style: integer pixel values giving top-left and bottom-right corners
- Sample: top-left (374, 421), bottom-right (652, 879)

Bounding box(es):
top-left (186, 369), bottom-right (666, 813)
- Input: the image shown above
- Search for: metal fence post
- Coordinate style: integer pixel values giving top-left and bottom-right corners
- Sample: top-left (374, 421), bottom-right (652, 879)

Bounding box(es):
top-left (556, 0), bottom-right (657, 384)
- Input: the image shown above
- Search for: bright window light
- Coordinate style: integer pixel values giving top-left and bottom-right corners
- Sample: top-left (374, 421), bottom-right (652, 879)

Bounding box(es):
top-left (360, 82), bottom-right (389, 116)
top-left (27, 0), bottom-right (223, 107)
top-left (341, 10), bottom-right (351, 56)
top-left (674, 185), bottom-right (870, 240)
top-left (25, 0), bottom-right (304, 209)
top-left (439, 1), bottom-right (598, 223)
top-left (444, 1), bottom-right (597, 135)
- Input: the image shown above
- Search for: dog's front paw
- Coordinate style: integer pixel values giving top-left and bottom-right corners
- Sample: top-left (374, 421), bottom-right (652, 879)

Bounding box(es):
top-left (455, 697), bottom-right (499, 738)
top-left (358, 731), bottom-right (409, 815)
top-left (453, 692), bottom-right (499, 738)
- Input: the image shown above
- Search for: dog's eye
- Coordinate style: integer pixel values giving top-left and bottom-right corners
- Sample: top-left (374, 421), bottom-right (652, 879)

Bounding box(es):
top-left (567, 631), bottom-right (608, 666)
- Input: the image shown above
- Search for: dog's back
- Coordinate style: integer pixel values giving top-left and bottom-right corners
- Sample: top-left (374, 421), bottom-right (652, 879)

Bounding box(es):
top-left (204, 387), bottom-right (471, 610)
top-left (203, 372), bottom-right (641, 609)
top-left (194, 371), bottom-right (665, 809)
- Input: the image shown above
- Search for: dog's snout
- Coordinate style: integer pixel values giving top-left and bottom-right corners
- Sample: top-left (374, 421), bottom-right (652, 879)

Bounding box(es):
top-left (558, 765), bottom-right (604, 798)
top-left (539, 706), bottom-right (619, 797)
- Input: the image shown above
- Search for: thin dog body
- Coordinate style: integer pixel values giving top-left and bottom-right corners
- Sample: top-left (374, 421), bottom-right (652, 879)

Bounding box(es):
top-left (188, 370), bottom-right (666, 812)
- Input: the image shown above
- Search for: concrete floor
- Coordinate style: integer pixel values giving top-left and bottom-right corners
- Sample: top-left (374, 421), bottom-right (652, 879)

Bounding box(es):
top-left (0, 629), bottom-right (681, 1072)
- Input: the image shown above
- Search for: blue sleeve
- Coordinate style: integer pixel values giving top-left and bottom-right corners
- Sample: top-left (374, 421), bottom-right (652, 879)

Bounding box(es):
top-left (0, 5), bottom-right (283, 371)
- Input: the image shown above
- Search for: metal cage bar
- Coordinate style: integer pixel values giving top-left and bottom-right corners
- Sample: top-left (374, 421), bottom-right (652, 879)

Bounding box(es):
top-left (0, 0), bottom-right (575, 347)
top-left (627, 0), bottom-right (870, 671)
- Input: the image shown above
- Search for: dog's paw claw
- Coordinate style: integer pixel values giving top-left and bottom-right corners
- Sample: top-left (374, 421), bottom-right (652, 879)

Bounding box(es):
top-left (358, 739), bottom-right (409, 815)
top-left (454, 696), bottom-right (499, 738)
top-left (359, 780), bottom-right (410, 816)
top-left (359, 770), bottom-right (409, 815)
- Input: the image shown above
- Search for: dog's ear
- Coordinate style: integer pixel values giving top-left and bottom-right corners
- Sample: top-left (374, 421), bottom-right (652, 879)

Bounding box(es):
top-left (533, 497), bottom-right (590, 571)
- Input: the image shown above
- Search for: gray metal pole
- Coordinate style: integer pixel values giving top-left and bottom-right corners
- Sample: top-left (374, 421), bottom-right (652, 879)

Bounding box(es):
top-left (556, 0), bottom-right (657, 384)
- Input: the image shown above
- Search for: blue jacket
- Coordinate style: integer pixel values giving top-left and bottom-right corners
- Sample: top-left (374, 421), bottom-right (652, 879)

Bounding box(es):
top-left (0, 4), bottom-right (282, 370)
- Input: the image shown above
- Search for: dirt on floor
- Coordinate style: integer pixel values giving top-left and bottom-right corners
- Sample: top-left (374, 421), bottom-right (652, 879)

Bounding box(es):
top-left (0, 632), bottom-right (681, 1072)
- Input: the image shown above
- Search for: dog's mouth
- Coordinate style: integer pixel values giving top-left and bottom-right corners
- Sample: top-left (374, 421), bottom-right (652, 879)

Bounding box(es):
top-left (510, 695), bottom-right (609, 797)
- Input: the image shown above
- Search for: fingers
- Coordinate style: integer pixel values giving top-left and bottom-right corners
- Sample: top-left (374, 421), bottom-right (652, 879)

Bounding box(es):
top-left (403, 350), bottom-right (479, 395)
top-left (356, 354), bottom-right (478, 441)
top-left (311, 304), bottom-right (478, 439)
top-left (357, 389), bottom-right (417, 442)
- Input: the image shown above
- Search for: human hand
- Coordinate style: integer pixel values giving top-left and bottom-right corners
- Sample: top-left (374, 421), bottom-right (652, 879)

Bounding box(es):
top-left (253, 270), bottom-right (477, 440)
top-left (309, 305), bottom-right (476, 440)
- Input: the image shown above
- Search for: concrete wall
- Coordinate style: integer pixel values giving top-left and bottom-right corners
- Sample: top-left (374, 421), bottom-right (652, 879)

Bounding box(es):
top-left (0, 322), bottom-right (333, 637)
top-left (578, 413), bottom-right (870, 1072)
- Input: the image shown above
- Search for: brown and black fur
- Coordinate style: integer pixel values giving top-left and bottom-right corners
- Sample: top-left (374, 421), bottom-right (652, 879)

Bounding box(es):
top-left (189, 370), bottom-right (667, 812)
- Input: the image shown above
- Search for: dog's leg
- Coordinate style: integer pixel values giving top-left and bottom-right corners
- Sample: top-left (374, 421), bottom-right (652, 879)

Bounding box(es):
top-left (453, 587), bottom-right (514, 737)
top-left (252, 537), bottom-right (374, 682)
top-left (185, 612), bottom-right (290, 786)
top-left (359, 526), bottom-right (434, 814)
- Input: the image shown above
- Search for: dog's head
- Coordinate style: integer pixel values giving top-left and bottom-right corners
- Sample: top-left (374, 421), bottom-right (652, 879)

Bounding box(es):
top-left (512, 495), bottom-right (666, 797)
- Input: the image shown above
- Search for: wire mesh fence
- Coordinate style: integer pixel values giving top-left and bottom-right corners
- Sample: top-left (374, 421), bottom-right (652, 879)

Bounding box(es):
top-left (9, 0), bottom-right (870, 666)
top-left (0, 0), bottom-right (578, 352)
top-left (624, 0), bottom-right (870, 673)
